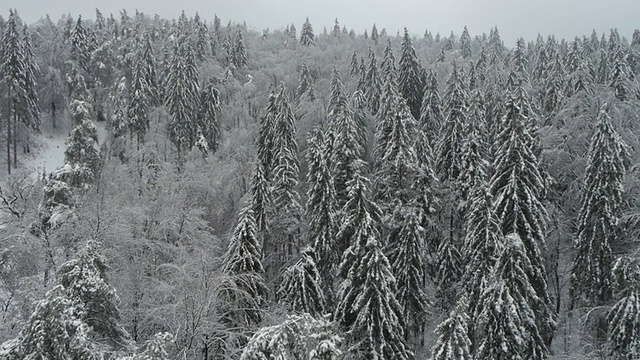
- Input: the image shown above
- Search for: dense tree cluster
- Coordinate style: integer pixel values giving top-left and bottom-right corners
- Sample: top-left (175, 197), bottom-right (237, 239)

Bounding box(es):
top-left (0, 10), bottom-right (639, 360)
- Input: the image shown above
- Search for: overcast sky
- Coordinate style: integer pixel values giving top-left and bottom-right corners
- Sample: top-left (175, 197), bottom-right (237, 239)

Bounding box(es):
top-left (11, 0), bottom-right (640, 45)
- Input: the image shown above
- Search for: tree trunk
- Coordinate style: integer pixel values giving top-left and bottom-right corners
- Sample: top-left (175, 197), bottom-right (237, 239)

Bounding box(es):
top-left (51, 101), bottom-right (57, 129)
top-left (7, 91), bottom-right (11, 175)
top-left (13, 111), bottom-right (17, 168)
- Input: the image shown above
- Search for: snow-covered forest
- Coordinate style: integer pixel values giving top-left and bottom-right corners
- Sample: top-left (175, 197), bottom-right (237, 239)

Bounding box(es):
top-left (0, 8), bottom-right (639, 359)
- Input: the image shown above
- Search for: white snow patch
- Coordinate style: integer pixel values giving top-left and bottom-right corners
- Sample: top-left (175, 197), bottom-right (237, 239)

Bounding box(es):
top-left (23, 133), bottom-right (68, 179)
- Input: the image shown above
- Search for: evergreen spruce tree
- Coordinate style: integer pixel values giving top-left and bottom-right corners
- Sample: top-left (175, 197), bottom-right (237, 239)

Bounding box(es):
top-left (219, 204), bottom-right (269, 328)
top-left (193, 13), bottom-right (209, 60)
top-left (386, 207), bottom-right (430, 340)
top-left (1, 9), bottom-right (26, 173)
top-left (305, 130), bottom-right (339, 289)
top-left (429, 299), bottom-right (472, 360)
top-left (21, 24), bottom-right (40, 131)
top-left (296, 62), bottom-right (315, 101)
top-left (56, 241), bottom-right (130, 348)
top-left (349, 51), bottom-right (359, 76)
top-left (419, 69), bottom-right (444, 142)
top-left (374, 89), bottom-right (418, 211)
top-left (381, 39), bottom-right (396, 80)
top-left (437, 62), bottom-right (468, 184)
top-left (334, 170), bottom-right (411, 358)
top-left (257, 89), bottom-right (278, 178)
top-left (300, 17), bottom-right (315, 46)
top-left (232, 26), bottom-right (248, 68)
top-left (458, 90), bottom-right (488, 209)
top-left (3, 242), bottom-right (129, 359)
top-left (271, 86), bottom-right (302, 266)
top-left (399, 28), bottom-right (425, 120)
top-left (371, 24), bottom-right (379, 44)
top-left (140, 32), bottom-right (159, 105)
top-left (435, 225), bottom-right (463, 310)
top-left (164, 40), bottom-right (200, 155)
top-left (460, 26), bottom-right (472, 59)
top-left (288, 23), bottom-right (296, 40)
top-left (332, 19), bottom-right (341, 38)
top-left (251, 163), bottom-right (271, 235)
top-left (490, 85), bottom-right (556, 346)
top-left (476, 234), bottom-right (548, 360)
top-left (608, 48), bottom-right (633, 101)
top-left (607, 288), bottom-right (640, 360)
top-left (277, 246), bottom-right (326, 317)
top-left (571, 105), bottom-right (630, 307)
top-left (327, 69), bottom-right (362, 207)
top-left (460, 184), bottom-right (503, 346)
top-left (364, 48), bottom-right (382, 115)
top-left (607, 258), bottom-right (640, 360)
top-left (127, 60), bottom-right (149, 146)
top-left (196, 79), bottom-right (222, 154)
top-left (69, 15), bottom-right (91, 71)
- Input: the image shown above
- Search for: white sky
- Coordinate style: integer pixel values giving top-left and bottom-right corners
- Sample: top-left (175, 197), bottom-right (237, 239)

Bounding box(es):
top-left (10, 0), bottom-right (640, 45)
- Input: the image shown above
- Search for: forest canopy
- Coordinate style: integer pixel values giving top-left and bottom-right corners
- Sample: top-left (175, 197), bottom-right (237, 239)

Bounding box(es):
top-left (0, 8), bottom-right (639, 360)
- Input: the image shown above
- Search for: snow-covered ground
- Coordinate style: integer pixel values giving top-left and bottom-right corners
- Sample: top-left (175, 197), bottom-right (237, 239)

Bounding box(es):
top-left (22, 120), bottom-right (108, 179)
top-left (23, 133), bottom-right (67, 179)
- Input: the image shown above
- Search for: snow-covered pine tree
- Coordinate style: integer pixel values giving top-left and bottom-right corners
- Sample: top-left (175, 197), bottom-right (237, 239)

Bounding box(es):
top-left (327, 69), bottom-right (362, 207)
top-left (460, 26), bottom-right (472, 59)
top-left (1, 10), bottom-right (26, 173)
top-left (127, 59), bottom-right (149, 146)
top-left (296, 62), bottom-right (315, 101)
top-left (365, 48), bottom-right (382, 115)
top-left (140, 32), bottom-right (159, 105)
top-left (21, 24), bottom-right (40, 131)
top-left (350, 51), bottom-right (359, 76)
top-left (3, 241), bottom-right (131, 359)
top-left (458, 90), bottom-right (488, 212)
top-left (435, 222), bottom-right (463, 310)
top-left (332, 18), bottom-right (341, 38)
top-left (196, 79), bottom-right (222, 155)
top-left (476, 234), bottom-right (548, 360)
top-left (300, 17), bottom-right (315, 46)
top-left (371, 23), bottom-right (379, 44)
top-left (334, 172), bottom-right (411, 358)
top-left (429, 298), bottom-right (472, 360)
top-left (193, 12), bottom-right (209, 60)
top-left (608, 47), bottom-right (633, 101)
top-left (277, 246), bottom-right (326, 317)
top-left (56, 241), bottom-right (130, 348)
top-left (251, 163), bottom-right (271, 236)
top-left (607, 287), bottom-right (640, 360)
top-left (257, 89), bottom-right (278, 179)
top-left (65, 95), bottom-right (101, 187)
top-left (240, 314), bottom-right (342, 360)
top-left (69, 15), bottom-right (91, 71)
top-left (1, 286), bottom-right (96, 359)
top-left (334, 160), bottom-right (381, 278)
top-left (571, 105), bottom-right (630, 307)
top-left (164, 39), bottom-right (200, 156)
top-left (232, 26), bottom-right (248, 68)
top-left (490, 84), bottom-right (556, 346)
top-left (437, 61), bottom-right (468, 184)
top-left (606, 257), bottom-right (640, 359)
top-left (460, 183), bottom-right (503, 348)
top-left (373, 88), bottom-right (418, 212)
top-left (386, 206), bottom-right (430, 340)
top-left (399, 28), bottom-right (425, 120)
top-left (420, 69), bottom-right (445, 142)
top-left (305, 130), bottom-right (338, 293)
top-left (270, 85), bottom-right (302, 267)
top-left (218, 204), bottom-right (269, 329)
top-left (380, 39), bottom-right (396, 80)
